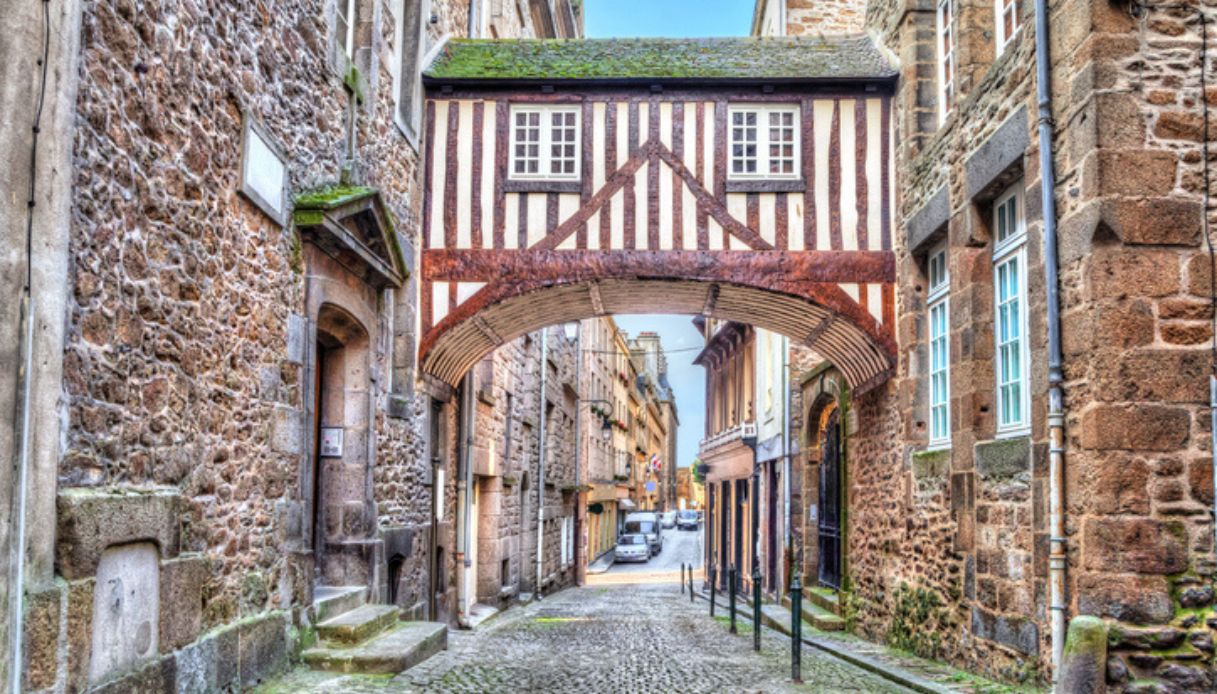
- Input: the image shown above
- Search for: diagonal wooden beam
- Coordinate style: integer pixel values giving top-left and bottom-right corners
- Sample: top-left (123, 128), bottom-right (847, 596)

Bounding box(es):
top-left (472, 314), bottom-right (504, 347)
top-left (531, 142), bottom-right (655, 252)
top-left (653, 143), bottom-right (775, 251)
top-left (803, 314), bottom-right (834, 347)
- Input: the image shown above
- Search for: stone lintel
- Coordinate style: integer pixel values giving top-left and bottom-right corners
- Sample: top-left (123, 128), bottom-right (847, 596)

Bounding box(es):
top-left (906, 185), bottom-right (949, 255)
top-left (973, 436), bottom-right (1031, 481)
top-left (964, 106), bottom-right (1029, 202)
top-left (56, 487), bottom-right (182, 580)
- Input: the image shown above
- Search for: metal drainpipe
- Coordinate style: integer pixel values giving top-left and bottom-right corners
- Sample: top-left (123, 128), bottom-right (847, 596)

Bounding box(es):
top-left (572, 322), bottom-right (583, 585)
top-left (535, 327), bottom-right (549, 597)
top-left (781, 335), bottom-right (791, 598)
top-left (1032, 0), bottom-right (1067, 685)
top-left (456, 371), bottom-right (474, 627)
top-left (9, 293), bottom-right (35, 694)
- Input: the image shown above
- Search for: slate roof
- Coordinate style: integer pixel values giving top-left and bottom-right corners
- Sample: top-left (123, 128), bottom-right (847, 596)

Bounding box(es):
top-left (423, 36), bottom-right (897, 83)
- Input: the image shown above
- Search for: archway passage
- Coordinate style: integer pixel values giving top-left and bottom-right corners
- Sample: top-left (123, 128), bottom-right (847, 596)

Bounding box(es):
top-left (418, 37), bottom-right (898, 390)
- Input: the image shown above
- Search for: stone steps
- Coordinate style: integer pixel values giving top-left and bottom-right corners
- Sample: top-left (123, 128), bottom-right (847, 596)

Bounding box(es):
top-left (302, 621), bottom-right (448, 675)
top-left (317, 604), bottom-right (401, 645)
top-left (780, 592), bottom-right (845, 630)
top-left (806, 587), bottom-right (842, 616)
top-left (313, 585), bottom-right (366, 623)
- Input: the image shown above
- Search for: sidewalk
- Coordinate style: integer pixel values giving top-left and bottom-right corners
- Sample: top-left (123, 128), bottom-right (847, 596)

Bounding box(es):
top-left (694, 587), bottom-right (1046, 694)
top-left (587, 551), bottom-right (615, 574)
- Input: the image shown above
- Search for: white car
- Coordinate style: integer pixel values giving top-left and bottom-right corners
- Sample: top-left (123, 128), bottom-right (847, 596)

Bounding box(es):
top-left (615, 534), bottom-right (650, 563)
top-left (661, 511), bottom-right (677, 528)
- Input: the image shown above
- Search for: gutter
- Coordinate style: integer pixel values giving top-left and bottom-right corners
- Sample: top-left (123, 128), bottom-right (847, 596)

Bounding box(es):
top-left (1032, 0), bottom-right (1067, 686)
top-left (456, 371), bottom-right (474, 628)
top-left (535, 327), bottom-right (549, 597)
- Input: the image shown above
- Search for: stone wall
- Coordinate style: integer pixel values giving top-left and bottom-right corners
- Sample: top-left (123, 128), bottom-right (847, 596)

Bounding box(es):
top-left (786, 0), bottom-right (867, 35)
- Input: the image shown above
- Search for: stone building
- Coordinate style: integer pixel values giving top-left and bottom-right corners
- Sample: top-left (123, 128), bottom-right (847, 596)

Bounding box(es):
top-left (630, 333), bottom-right (679, 511)
top-left (1, 0), bottom-right (580, 690)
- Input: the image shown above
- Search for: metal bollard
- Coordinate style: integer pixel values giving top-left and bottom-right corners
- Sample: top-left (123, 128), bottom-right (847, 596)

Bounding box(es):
top-left (680, 563), bottom-right (686, 594)
top-left (709, 563), bottom-right (717, 616)
top-left (752, 565), bottom-right (762, 652)
top-left (790, 572), bottom-right (803, 683)
top-left (728, 565), bottom-right (737, 634)
top-left (690, 566), bottom-right (695, 603)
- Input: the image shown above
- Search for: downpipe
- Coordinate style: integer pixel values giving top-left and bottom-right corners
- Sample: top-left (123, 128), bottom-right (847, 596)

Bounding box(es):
top-left (535, 328), bottom-right (549, 597)
top-left (573, 324), bottom-right (583, 585)
top-left (781, 335), bottom-right (792, 598)
top-left (9, 293), bottom-right (35, 694)
top-left (456, 371), bottom-right (474, 628)
top-left (1033, 0), bottom-right (1068, 686)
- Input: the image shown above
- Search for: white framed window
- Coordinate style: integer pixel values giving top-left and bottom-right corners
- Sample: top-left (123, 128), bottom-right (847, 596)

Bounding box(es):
top-left (337, 0), bottom-right (358, 59)
top-left (995, 0), bottom-right (1021, 56)
top-left (509, 106), bottom-right (580, 180)
top-left (728, 104), bottom-right (800, 179)
top-left (394, 0), bottom-right (430, 144)
top-left (935, 0), bottom-right (956, 124)
top-left (993, 185), bottom-right (1029, 435)
top-left (927, 244), bottom-right (951, 448)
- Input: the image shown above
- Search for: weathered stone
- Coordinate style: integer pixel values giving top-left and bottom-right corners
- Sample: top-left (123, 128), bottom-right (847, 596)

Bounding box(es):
top-left (1094, 198), bottom-right (1202, 246)
top-left (1178, 584), bottom-right (1214, 609)
top-left (905, 185), bottom-right (949, 254)
top-left (1079, 404), bottom-right (1190, 452)
top-left (1082, 518), bottom-right (1188, 574)
top-left (1087, 248), bottom-right (1180, 299)
top-left (270, 404), bottom-right (304, 455)
top-left (160, 554), bottom-right (209, 652)
top-left (1154, 111), bottom-right (1206, 141)
top-left (1083, 456), bottom-right (1149, 515)
top-left (1060, 616), bottom-right (1107, 694)
top-left (974, 436), bottom-right (1030, 480)
top-left (971, 606), bottom-right (1038, 655)
top-left (238, 612), bottom-right (289, 687)
top-left (23, 583), bottom-right (63, 691)
top-left (1077, 573), bottom-right (1172, 624)
top-left (56, 487), bottom-right (180, 580)
top-left (911, 448), bottom-right (950, 479)
top-left (964, 108), bottom-right (1029, 200)
top-left (1093, 349), bottom-right (1210, 403)
top-left (89, 542), bottom-right (160, 685)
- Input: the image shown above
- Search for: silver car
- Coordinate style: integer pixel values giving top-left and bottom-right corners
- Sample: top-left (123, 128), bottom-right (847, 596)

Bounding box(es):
top-left (614, 533), bottom-right (650, 563)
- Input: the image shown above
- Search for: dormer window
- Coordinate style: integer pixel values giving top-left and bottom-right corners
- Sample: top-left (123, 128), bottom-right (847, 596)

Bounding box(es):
top-left (509, 105), bottom-right (580, 180)
top-left (728, 105), bottom-right (799, 180)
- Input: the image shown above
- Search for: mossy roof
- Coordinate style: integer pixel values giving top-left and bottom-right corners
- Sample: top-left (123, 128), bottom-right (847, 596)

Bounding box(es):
top-left (423, 36), bottom-right (897, 83)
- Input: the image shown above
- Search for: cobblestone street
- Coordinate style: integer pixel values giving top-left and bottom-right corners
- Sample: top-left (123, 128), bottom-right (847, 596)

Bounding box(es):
top-left (261, 578), bottom-right (911, 693)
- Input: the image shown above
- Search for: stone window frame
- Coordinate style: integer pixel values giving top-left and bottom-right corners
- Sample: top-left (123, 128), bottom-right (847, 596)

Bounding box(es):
top-left (992, 183), bottom-right (1030, 438)
top-left (927, 241), bottom-right (952, 449)
top-left (394, 0), bottom-right (435, 147)
top-left (507, 104), bottom-right (582, 182)
top-left (934, 0), bottom-right (956, 126)
top-left (993, 0), bottom-right (1022, 57)
top-left (726, 103), bottom-right (802, 183)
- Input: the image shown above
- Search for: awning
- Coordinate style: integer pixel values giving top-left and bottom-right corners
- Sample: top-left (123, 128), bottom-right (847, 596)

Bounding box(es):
top-left (703, 439), bottom-right (755, 483)
top-left (618, 498), bottom-right (638, 511)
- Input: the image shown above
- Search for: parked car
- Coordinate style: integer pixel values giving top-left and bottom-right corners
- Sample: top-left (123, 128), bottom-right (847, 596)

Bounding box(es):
top-left (661, 511), bottom-right (677, 528)
top-left (614, 534), bottom-right (650, 563)
top-left (623, 511), bottom-right (663, 556)
top-left (676, 510), bottom-right (699, 530)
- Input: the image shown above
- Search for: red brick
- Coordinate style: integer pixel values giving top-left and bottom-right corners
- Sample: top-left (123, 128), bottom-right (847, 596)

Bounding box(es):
top-left (1082, 518), bottom-right (1189, 574)
top-left (1080, 404), bottom-right (1190, 451)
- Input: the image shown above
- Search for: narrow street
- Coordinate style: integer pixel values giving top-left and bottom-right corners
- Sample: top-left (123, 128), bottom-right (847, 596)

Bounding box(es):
top-left (261, 529), bottom-right (912, 693)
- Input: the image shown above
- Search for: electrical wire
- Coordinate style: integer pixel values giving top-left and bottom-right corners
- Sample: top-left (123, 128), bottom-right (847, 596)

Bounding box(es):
top-left (24, 0), bottom-right (52, 291)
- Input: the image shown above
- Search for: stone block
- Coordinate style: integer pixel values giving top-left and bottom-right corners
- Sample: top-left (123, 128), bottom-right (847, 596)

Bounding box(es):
top-left (286, 313), bottom-right (306, 365)
top-left (1060, 616), bottom-right (1107, 694)
top-left (65, 578), bottom-right (95, 692)
top-left (160, 554), bottom-right (208, 652)
top-left (237, 612), bottom-right (289, 687)
top-left (1080, 150), bottom-right (1178, 198)
top-left (911, 448), bottom-right (950, 480)
top-left (57, 486), bottom-right (181, 580)
top-left (1097, 198), bottom-right (1202, 246)
top-left (1082, 518), bottom-right (1188, 574)
top-left (23, 582), bottom-right (63, 691)
top-left (90, 542), bottom-right (160, 685)
top-left (950, 471), bottom-right (975, 552)
top-left (906, 185), bottom-right (949, 254)
top-left (1084, 456), bottom-right (1149, 516)
top-left (270, 404), bottom-right (304, 455)
top-left (971, 606), bottom-right (1038, 655)
top-left (974, 436), bottom-right (1030, 481)
top-left (1086, 248), bottom-right (1180, 300)
top-left (91, 654), bottom-right (175, 694)
top-left (1079, 404), bottom-right (1190, 452)
top-left (1188, 458), bottom-right (1214, 506)
top-left (964, 107), bottom-right (1029, 200)
top-left (1077, 572), bottom-right (1172, 624)
top-left (174, 634), bottom-right (217, 694)
top-left (1093, 348), bottom-right (1209, 404)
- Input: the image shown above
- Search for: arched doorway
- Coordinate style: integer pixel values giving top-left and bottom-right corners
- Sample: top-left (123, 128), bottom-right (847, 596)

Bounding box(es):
top-left (311, 303), bottom-right (373, 585)
top-left (802, 366), bottom-right (849, 590)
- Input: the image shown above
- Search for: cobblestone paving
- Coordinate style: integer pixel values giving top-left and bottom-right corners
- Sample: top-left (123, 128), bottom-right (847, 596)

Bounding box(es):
top-left (261, 582), bottom-right (911, 693)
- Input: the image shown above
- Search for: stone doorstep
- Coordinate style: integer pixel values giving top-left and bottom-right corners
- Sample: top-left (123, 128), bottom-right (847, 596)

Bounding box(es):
top-left (313, 585), bottom-right (366, 623)
top-left (465, 602), bottom-right (501, 630)
top-left (767, 597), bottom-right (844, 632)
top-left (302, 621), bottom-right (448, 675)
top-left (806, 587), bottom-right (842, 616)
top-left (316, 604), bottom-right (400, 645)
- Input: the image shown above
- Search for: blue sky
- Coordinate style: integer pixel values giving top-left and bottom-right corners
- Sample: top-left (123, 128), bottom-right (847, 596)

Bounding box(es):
top-left (585, 0), bottom-right (753, 38)
top-left (585, 2), bottom-right (752, 468)
top-left (615, 316), bottom-right (705, 470)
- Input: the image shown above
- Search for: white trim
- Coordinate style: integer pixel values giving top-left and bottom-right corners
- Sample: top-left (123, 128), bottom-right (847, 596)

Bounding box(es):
top-left (727, 104), bottom-right (801, 180)
top-left (927, 242), bottom-right (951, 449)
top-left (508, 105), bottom-right (582, 181)
top-left (994, 0), bottom-right (1021, 57)
top-left (935, 0), bottom-right (955, 125)
top-left (992, 184), bottom-right (1029, 436)
top-left (340, 0), bottom-right (358, 59)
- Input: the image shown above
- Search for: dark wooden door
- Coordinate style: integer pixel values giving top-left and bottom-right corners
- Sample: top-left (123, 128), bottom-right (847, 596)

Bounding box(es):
top-left (766, 462), bottom-right (778, 591)
top-left (818, 409), bottom-right (842, 589)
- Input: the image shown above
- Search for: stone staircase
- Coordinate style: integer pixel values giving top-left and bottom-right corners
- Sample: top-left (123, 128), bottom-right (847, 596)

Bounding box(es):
top-left (781, 585), bottom-right (846, 631)
top-left (303, 586), bottom-right (447, 675)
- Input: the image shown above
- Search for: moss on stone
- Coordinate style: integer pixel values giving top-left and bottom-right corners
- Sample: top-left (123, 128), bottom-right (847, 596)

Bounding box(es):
top-left (424, 37), bottom-right (897, 82)
top-left (912, 448), bottom-right (951, 479)
top-left (294, 185), bottom-right (379, 210)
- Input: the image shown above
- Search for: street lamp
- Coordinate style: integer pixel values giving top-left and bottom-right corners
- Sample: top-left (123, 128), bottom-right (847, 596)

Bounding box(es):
top-left (562, 321), bottom-right (579, 341)
top-left (584, 398), bottom-right (614, 441)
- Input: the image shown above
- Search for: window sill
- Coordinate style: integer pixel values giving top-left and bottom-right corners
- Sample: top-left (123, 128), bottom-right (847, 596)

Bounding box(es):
top-left (725, 179), bottom-right (805, 194)
top-left (504, 179), bottom-right (582, 194)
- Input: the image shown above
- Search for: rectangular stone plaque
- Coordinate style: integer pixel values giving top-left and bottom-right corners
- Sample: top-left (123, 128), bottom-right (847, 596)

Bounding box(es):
top-left (320, 427), bottom-right (344, 457)
top-left (239, 115), bottom-right (288, 225)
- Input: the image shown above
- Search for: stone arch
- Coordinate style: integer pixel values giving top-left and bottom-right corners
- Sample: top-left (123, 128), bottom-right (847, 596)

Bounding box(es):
top-left (421, 266), bottom-right (895, 391)
top-left (800, 365), bottom-right (850, 589)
